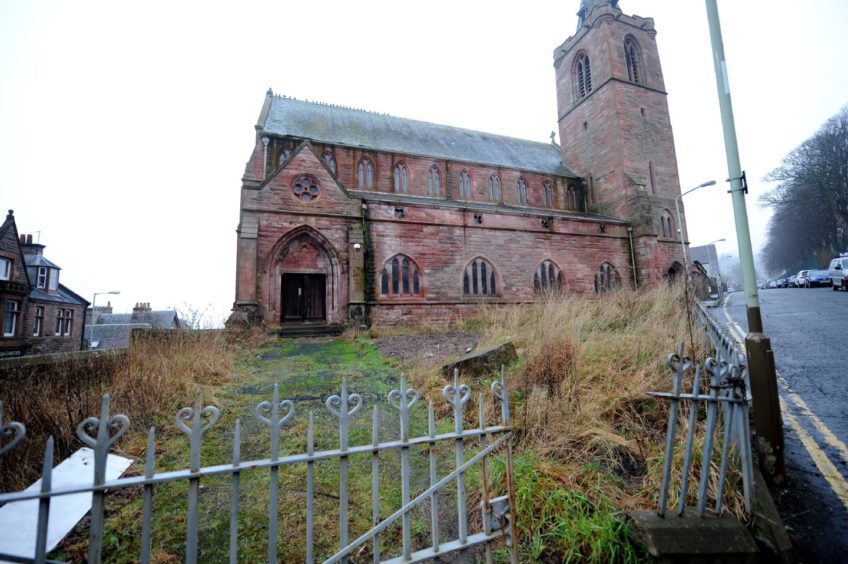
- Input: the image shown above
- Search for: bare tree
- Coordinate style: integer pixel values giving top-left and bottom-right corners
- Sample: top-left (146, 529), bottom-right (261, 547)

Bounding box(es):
top-left (761, 106), bottom-right (848, 271)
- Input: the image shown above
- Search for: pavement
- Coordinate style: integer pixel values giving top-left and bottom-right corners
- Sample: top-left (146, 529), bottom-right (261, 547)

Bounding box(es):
top-left (709, 289), bottom-right (848, 562)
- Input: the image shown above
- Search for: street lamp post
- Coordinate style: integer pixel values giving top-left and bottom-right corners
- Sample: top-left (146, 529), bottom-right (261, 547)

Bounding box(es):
top-left (675, 180), bottom-right (716, 282)
top-left (90, 291), bottom-right (120, 349)
top-left (705, 0), bottom-right (784, 483)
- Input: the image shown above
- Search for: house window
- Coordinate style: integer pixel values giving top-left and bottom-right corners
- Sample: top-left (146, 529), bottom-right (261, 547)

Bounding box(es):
top-left (516, 177), bottom-right (528, 205)
top-left (534, 260), bottom-right (564, 294)
top-left (488, 174), bottom-right (501, 202)
top-left (624, 36), bottom-right (641, 84)
top-left (576, 53), bottom-right (592, 98)
top-left (458, 170), bottom-right (472, 200)
top-left (3, 300), bottom-right (20, 337)
top-left (393, 162), bottom-right (409, 193)
top-left (33, 306), bottom-right (44, 336)
top-left (63, 309), bottom-right (73, 336)
top-left (36, 266), bottom-right (48, 289)
top-left (0, 258), bottom-right (10, 280)
top-left (322, 151), bottom-right (337, 176)
top-left (380, 255), bottom-right (421, 297)
top-left (594, 262), bottom-right (622, 294)
top-left (463, 257), bottom-right (497, 296)
top-left (661, 210), bottom-right (675, 238)
top-left (428, 165), bottom-right (441, 195)
top-left (293, 176), bottom-right (320, 202)
top-left (357, 157), bottom-right (374, 188)
top-left (55, 309), bottom-right (64, 336)
top-left (543, 181), bottom-right (555, 208)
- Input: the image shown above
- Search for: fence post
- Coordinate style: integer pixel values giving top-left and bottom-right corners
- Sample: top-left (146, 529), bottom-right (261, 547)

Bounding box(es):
top-left (745, 333), bottom-right (785, 484)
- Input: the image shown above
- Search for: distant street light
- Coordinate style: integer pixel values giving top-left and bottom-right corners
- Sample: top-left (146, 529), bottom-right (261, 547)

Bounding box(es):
top-left (90, 291), bottom-right (120, 350)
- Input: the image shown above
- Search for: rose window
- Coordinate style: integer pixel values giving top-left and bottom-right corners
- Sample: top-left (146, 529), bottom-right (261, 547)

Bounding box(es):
top-left (293, 176), bottom-right (319, 202)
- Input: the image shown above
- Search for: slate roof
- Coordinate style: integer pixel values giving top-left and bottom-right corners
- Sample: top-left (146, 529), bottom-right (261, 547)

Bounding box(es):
top-left (24, 255), bottom-right (60, 269)
top-left (98, 311), bottom-right (180, 329)
top-left (85, 323), bottom-right (151, 350)
top-left (260, 95), bottom-right (577, 178)
top-left (29, 284), bottom-right (88, 306)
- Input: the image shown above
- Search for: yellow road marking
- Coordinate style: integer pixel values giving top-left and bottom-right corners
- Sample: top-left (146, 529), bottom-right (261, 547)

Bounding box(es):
top-left (777, 376), bottom-right (848, 467)
top-left (780, 396), bottom-right (848, 511)
top-left (720, 294), bottom-right (848, 507)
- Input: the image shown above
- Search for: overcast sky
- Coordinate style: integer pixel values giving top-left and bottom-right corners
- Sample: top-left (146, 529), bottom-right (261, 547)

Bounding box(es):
top-left (2, 1), bottom-right (846, 322)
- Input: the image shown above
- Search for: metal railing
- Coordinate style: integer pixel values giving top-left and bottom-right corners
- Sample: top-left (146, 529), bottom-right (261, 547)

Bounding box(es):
top-left (0, 369), bottom-right (517, 563)
top-left (652, 343), bottom-right (754, 518)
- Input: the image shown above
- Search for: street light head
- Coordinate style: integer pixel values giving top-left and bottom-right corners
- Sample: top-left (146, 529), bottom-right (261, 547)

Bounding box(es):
top-left (699, 180), bottom-right (717, 188)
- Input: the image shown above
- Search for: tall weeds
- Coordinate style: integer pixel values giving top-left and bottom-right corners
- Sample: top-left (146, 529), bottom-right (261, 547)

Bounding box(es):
top-left (0, 329), bottom-right (252, 490)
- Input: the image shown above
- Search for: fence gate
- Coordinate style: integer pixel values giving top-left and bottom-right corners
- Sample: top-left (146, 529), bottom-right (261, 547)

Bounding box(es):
top-left (0, 369), bottom-right (517, 563)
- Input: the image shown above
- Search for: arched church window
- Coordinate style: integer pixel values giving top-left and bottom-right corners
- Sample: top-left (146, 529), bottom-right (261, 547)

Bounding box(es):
top-left (660, 210), bottom-right (675, 238)
top-left (533, 260), bottom-right (564, 294)
top-left (576, 53), bottom-right (593, 98)
top-left (567, 184), bottom-right (579, 210)
top-left (357, 156), bottom-right (374, 189)
top-left (278, 148), bottom-right (290, 166)
top-left (428, 165), bottom-right (441, 195)
top-left (292, 176), bottom-right (320, 202)
top-left (394, 162), bottom-right (409, 193)
top-left (624, 36), bottom-right (642, 84)
top-left (488, 174), bottom-right (501, 202)
top-left (322, 151), bottom-right (336, 176)
top-left (459, 170), bottom-right (472, 200)
top-left (380, 254), bottom-right (422, 297)
top-left (594, 262), bottom-right (622, 294)
top-left (516, 177), bottom-right (528, 205)
top-left (463, 257), bottom-right (497, 296)
top-left (543, 180), bottom-right (555, 208)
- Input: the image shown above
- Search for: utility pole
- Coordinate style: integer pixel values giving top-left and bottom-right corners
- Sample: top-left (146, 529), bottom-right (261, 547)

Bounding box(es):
top-left (705, 0), bottom-right (785, 484)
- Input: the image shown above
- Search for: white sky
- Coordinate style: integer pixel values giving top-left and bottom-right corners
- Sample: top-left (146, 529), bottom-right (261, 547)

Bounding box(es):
top-left (1, 1), bottom-right (846, 322)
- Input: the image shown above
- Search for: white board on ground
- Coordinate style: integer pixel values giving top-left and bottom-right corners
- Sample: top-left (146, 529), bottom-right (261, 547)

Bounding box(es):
top-left (0, 447), bottom-right (133, 560)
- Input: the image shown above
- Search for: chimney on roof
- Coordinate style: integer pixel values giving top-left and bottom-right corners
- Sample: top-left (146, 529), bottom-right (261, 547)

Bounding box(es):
top-left (20, 234), bottom-right (45, 256)
top-left (133, 302), bottom-right (152, 312)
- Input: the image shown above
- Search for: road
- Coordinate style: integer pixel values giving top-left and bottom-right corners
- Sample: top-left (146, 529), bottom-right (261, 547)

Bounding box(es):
top-left (715, 288), bottom-right (848, 562)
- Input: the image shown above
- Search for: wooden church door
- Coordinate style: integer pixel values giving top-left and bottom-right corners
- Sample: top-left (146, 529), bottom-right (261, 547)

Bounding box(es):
top-left (281, 274), bottom-right (326, 322)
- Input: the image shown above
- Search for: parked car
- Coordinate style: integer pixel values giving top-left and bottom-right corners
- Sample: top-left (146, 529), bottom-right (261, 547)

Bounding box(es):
top-left (776, 278), bottom-right (788, 288)
top-left (794, 270), bottom-right (810, 287)
top-left (805, 270), bottom-right (831, 287)
top-left (828, 254), bottom-right (848, 291)
top-left (788, 275), bottom-right (798, 288)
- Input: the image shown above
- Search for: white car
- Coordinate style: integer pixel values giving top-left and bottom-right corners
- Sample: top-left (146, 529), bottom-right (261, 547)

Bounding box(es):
top-left (828, 254), bottom-right (848, 291)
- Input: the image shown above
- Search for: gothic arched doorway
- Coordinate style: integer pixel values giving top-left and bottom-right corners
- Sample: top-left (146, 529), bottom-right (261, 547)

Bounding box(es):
top-left (269, 227), bottom-right (341, 324)
top-left (666, 261), bottom-right (684, 284)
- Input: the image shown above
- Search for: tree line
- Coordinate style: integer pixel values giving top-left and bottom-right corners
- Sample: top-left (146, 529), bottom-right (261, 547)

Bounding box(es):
top-left (760, 106), bottom-right (848, 275)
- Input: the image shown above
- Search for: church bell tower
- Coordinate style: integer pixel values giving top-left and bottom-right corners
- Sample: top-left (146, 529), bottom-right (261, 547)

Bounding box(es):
top-left (554, 0), bottom-right (685, 286)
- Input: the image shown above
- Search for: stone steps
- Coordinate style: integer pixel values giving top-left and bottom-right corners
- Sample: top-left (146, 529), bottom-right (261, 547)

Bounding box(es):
top-left (274, 324), bottom-right (345, 338)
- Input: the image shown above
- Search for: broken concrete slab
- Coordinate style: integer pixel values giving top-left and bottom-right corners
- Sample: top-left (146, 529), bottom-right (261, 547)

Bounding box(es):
top-left (626, 509), bottom-right (759, 563)
top-left (441, 341), bottom-right (517, 380)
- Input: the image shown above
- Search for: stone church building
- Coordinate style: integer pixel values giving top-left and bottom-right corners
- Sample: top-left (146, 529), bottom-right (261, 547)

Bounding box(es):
top-left (231, 0), bottom-right (687, 327)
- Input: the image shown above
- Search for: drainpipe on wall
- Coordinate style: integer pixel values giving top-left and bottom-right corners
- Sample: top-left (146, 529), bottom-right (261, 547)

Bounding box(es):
top-left (627, 226), bottom-right (639, 289)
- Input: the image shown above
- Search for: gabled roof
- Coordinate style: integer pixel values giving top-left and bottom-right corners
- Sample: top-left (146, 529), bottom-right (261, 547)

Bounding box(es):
top-left (259, 94), bottom-right (577, 178)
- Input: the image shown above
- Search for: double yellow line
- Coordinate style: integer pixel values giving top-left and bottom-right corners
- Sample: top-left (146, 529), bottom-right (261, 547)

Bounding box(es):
top-left (721, 299), bottom-right (848, 509)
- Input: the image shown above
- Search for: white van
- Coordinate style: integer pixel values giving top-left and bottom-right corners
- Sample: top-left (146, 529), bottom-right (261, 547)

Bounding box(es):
top-left (828, 254), bottom-right (848, 291)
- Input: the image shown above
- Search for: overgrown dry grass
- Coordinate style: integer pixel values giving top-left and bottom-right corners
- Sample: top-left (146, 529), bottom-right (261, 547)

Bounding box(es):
top-left (0, 329), bottom-right (266, 491)
top-left (401, 284), bottom-right (746, 560)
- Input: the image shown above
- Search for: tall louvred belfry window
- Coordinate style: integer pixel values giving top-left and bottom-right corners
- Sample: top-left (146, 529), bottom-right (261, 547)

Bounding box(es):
top-left (624, 36), bottom-right (641, 84)
top-left (576, 53), bottom-right (592, 98)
